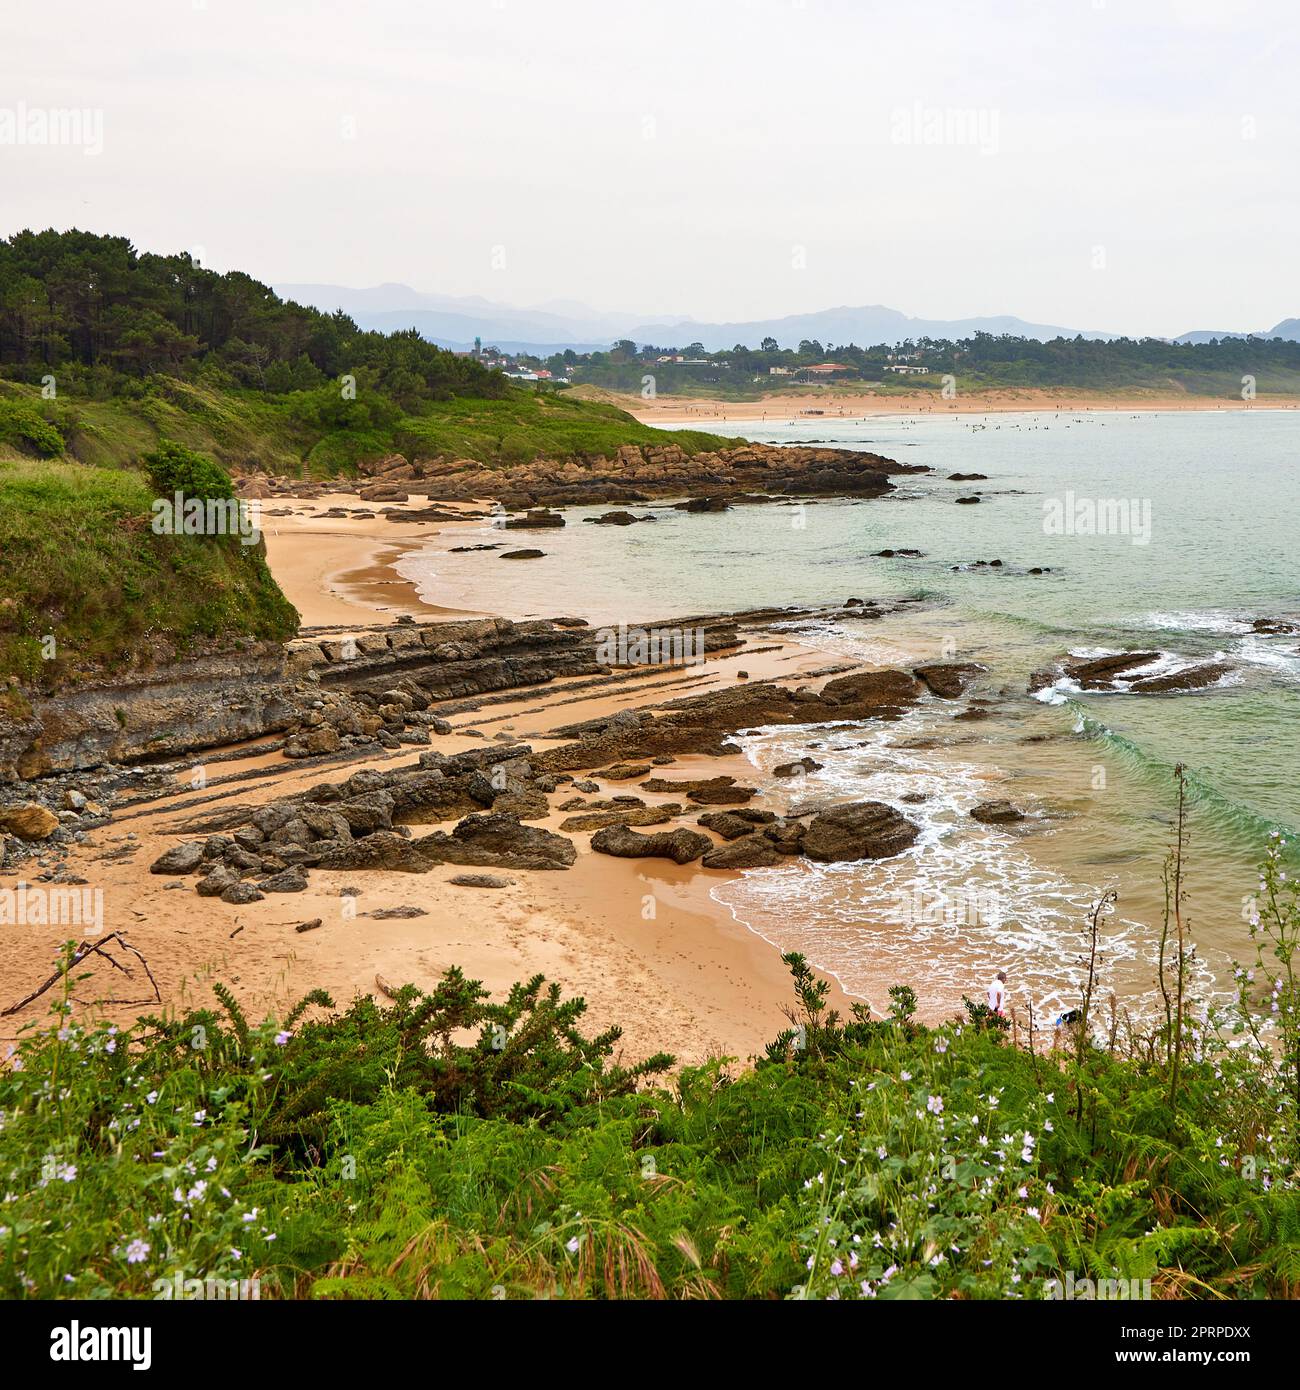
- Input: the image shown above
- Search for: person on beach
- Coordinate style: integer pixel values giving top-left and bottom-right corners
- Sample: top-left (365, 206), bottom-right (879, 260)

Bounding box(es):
top-left (986, 970), bottom-right (1008, 1017)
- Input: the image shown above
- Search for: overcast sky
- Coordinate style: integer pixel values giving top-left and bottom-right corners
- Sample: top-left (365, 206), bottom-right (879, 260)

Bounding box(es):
top-left (4, 0), bottom-right (1297, 336)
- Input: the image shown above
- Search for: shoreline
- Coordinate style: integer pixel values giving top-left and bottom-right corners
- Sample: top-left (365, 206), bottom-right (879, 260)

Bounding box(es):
top-left (606, 386), bottom-right (1300, 426)
top-left (2, 502), bottom-right (867, 1063)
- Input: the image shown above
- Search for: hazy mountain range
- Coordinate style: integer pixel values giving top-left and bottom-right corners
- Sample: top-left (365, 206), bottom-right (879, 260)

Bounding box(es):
top-left (276, 282), bottom-right (1299, 355)
top-left (1174, 319), bottom-right (1300, 345)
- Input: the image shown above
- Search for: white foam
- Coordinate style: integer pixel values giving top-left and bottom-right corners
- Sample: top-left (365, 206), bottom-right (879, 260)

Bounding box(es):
top-left (712, 705), bottom-right (1175, 1022)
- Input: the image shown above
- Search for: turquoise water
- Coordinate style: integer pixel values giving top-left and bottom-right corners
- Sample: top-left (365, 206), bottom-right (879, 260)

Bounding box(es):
top-left (409, 410), bottom-right (1300, 1019)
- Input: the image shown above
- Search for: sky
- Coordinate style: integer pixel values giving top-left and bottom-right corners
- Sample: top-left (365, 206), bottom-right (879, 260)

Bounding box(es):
top-left (3, 0), bottom-right (1297, 337)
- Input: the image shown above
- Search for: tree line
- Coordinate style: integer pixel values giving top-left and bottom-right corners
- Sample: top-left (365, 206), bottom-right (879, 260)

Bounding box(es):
top-left (0, 228), bottom-right (508, 406)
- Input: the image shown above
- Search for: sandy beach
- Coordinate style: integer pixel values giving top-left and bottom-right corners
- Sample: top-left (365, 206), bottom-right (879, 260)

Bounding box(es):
top-left (599, 385), bottom-right (1300, 427)
top-left (1, 496), bottom-right (862, 1066)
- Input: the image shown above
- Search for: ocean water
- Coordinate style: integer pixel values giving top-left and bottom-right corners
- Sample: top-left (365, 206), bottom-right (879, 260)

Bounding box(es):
top-left (405, 410), bottom-right (1300, 1021)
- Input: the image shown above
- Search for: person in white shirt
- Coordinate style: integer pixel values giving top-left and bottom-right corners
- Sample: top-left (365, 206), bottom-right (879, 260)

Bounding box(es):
top-left (987, 970), bottom-right (1008, 1016)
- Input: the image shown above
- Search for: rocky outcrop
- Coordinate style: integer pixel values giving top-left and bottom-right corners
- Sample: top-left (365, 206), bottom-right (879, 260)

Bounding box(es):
top-left (913, 663), bottom-right (985, 700)
top-left (295, 441), bottom-right (926, 510)
top-left (697, 809), bottom-right (778, 839)
top-left (702, 834), bottom-right (783, 869)
top-left (1127, 662), bottom-right (1233, 694)
top-left (970, 800), bottom-right (1025, 824)
top-left (1028, 650), bottom-right (1233, 696)
top-left (802, 801), bottom-right (920, 862)
top-left (589, 824), bottom-right (713, 864)
top-left (639, 775), bottom-right (757, 804)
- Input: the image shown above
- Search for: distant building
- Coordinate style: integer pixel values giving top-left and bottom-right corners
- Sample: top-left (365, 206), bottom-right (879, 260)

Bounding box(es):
top-left (885, 363), bottom-right (929, 375)
top-left (769, 366), bottom-right (792, 376)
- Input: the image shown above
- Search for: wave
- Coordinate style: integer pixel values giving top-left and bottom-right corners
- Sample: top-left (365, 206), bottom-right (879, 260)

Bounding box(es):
top-left (710, 706), bottom-right (1218, 1023)
top-left (1068, 703), bottom-right (1296, 848)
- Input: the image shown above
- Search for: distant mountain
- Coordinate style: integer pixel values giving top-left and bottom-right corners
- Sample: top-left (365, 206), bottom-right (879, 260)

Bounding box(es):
top-left (625, 306), bottom-right (1112, 352)
top-left (275, 283), bottom-right (650, 354)
top-left (275, 283), bottom-right (1115, 354)
top-left (1173, 318), bottom-right (1300, 345)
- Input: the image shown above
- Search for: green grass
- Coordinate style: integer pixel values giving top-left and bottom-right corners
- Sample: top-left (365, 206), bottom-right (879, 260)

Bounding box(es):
top-left (0, 456), bottom-right (297, 687)
top-left (0, 378), bottom-right (738, 481)
top-left (391, 390), bottom-right (735, 466)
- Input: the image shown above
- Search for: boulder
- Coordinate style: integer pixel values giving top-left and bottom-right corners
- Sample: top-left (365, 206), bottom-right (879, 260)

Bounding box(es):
top-left (702, 834), bottom-right (783, 869)
top-left (261, 868), bottom-right (309, 893)
top-left (317, 831), bottom-right (433, 873)
top-left (1127, 662), bottom-right (1233, 694)
top-left (802, 802), bottom-right (920, 863)
top-left (639, 775), bottom-right (756, 805)
top-left (598, 762), bottom-right (652, 781)
top-left (196, 865), bottom-right (240, 897)
top-left (970, 800), bottom-right (1025, 824)
top-left (560, 804), bottom-right (678, 832)
top-left (912, 662), bottom-right (985, 700)
top-left (221, 882), bottom-right (266, 905)
top-left (284, 726), bottom-right (341, 758)
top-left (418, 813), bottom-right (577, 870)
top-left (0, 803), bottom-right (60, 840)
top-left (590, 824), bottom-right (713, 864)
top-left (149, 840), bottom-right (207, 875)
top-left (773, 756), bottom-right (822, 778)
top-left (336, 793), bottom-right (396, 834)
top-left (697, 809), bottom-right (778, 840)
top-left (448, 873), bottom-right (514, 889)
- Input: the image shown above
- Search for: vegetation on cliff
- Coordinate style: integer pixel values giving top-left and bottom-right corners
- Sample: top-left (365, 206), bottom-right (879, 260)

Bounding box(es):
top-left (0, 444), bottom-right (297, 689)
top-left (0, 230), bottom-right (734, 478)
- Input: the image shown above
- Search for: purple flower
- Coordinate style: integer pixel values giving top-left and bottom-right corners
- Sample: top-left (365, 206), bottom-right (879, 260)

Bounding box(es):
top-left (124, 1239), bottom-right (150, 1264)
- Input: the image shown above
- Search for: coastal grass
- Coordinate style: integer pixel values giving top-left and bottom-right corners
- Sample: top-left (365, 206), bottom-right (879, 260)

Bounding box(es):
top-left (1, 928), bottom-right (1295, 1301)
top-left (0, 377), bottom-right (738, 481)
top-left (0, 455), bottom-right (297, 688)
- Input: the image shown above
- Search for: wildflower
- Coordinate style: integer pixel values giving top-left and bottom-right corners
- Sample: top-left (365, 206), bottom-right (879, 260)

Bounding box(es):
top-left (926, 1094), bottom-right (944, 1115)
top-left (145, 1091), bottom-right (158, 1105)
top-left (876, 1146), bottom-right (888, 1160)
top-left (274, 1031), bottom-right (291, 1047)
top-left (193, 1109), bottom-right (206, 1125)
top-left (900, 1071), bottom-right (912, 1082)
top-left (124, 1239), bottom-right (150, 1265)
top-left (830, 1259), bottom-right (844, 1276)
top-left (1043, 1119), bottom-right (1054, 1133)
top-left (566, 1237), bottom-right (580, 1254)
top-left (1026, 1206), bottom-right (1041, 1220)
top-left (934, 1037), bottom-right (949, 1054)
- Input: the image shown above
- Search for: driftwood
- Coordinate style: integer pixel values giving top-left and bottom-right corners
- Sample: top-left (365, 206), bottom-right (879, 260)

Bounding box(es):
top-left (293, 918), bottom-right (324, 934)
top-left (2, 932), bottom-right (162, 1016)
top-left (374, 973), bottom-right (401, 1000)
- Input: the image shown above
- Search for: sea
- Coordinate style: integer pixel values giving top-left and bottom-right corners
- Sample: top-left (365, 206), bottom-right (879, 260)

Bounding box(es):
top-left (403, 409), bottom-right (1300, 1024)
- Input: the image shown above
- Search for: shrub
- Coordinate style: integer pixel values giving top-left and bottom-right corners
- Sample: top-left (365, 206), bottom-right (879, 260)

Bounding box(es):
top-left (142, 438), bottom-right (234, 500)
